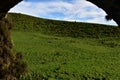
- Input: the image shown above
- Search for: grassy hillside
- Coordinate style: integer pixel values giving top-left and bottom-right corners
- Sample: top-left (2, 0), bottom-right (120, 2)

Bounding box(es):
top-left (12, 31), bottom-right (120, 80)
top-left (8, 13), bottom-right (120, 80)
top-left (8, 13), bottom-right (120, 38)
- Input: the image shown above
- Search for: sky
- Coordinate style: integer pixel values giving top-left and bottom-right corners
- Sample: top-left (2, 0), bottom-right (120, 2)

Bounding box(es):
top-left (9, 0), bottom-right (117, 26)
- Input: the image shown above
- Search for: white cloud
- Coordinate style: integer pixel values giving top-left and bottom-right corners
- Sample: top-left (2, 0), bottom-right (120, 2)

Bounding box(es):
top-left (9, 0), bottom-right (117, 26)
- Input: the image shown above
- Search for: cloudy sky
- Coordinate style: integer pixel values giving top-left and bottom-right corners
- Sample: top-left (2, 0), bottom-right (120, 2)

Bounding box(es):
top-left (9, 0), bottom-right (117, 26)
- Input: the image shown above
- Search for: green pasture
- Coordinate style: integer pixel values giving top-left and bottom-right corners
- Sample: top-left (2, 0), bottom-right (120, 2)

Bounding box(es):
top-left (12, 31), bottom-right (120, 80)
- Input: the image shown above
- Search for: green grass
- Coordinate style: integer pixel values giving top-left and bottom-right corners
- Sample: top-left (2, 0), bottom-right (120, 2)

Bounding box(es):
top-left (9, 13), bottom-right (120, 79)
top-left (12, 31), bottom-right (120, 80)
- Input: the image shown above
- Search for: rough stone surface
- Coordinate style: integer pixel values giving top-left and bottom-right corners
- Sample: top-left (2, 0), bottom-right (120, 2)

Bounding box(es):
top-left (0, 0), bottom-right (27, 79)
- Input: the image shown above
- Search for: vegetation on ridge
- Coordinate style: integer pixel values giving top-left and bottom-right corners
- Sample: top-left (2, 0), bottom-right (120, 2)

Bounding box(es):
top-left (8, 13), bottom-right (120, 38)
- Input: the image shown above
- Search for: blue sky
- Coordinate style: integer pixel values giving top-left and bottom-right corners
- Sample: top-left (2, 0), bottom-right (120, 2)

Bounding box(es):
top-left (9, 0), bottom-right (117, 26)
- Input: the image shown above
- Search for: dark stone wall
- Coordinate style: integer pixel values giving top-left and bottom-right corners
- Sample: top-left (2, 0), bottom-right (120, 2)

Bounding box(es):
top-left (0, 0), bottom-right (27, 79)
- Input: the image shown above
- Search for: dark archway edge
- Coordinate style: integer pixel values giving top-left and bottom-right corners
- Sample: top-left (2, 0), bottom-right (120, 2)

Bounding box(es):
top-left (0, 0), bottom-right (23, 19)
top-left (0, 0), bottom-right (27, 80)
top-left (87, 0), bottom-right (120, 27)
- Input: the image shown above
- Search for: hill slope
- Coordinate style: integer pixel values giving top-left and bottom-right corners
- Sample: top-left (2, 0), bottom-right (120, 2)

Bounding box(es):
top-left (8, 13), bottom-right (120, 79)
top-left (8, 13), bottom-right (120, 38)
top-left (12, 31), bottom-right (120, 80)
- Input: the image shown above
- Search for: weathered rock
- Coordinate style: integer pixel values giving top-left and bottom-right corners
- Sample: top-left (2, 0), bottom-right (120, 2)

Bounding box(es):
top-left (0, 0), bottom-right (27, 80)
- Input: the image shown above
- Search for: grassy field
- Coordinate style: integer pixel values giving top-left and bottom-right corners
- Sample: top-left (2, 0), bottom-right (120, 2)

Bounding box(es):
top-left (12, 31), bottom-right (120, 80)
top-left (9, 13), bottom-right (120, 80)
